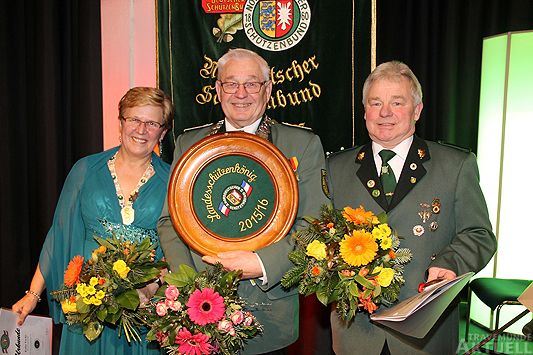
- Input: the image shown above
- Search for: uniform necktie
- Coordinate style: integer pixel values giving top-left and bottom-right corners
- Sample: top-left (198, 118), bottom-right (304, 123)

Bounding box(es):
top-left (379, 149), bottom-right (397, 203)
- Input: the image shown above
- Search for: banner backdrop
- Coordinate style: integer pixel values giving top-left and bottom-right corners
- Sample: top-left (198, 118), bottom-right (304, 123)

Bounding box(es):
top-left (156, 2), bottom-right (371, 352)
top-left (157, 0), bottom-right (370, 162)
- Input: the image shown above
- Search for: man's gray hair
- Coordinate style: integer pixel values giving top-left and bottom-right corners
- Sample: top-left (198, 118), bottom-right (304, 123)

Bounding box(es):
top-left (362, 61), bottom-right (423, 105)
top-left (217, 48), bottom-right (270, 81)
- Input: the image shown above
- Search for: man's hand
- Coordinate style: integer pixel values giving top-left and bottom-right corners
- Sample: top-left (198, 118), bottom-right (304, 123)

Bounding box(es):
top-left (137, 282), bottom-right (159, 307)
top-left (202, 250), bottom-right (263, 279)
top-left (427, 266), bottom-right (456, 282)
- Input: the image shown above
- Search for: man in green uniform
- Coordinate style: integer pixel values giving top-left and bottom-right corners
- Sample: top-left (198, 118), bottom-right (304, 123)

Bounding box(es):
top-left (327, 61), bottom-right (497, 354)
top-left (158, 48), bottom-right (329, 354)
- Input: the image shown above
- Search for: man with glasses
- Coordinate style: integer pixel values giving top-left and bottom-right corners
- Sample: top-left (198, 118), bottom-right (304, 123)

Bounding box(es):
top-left (158, 48), bottom-right (329, 354)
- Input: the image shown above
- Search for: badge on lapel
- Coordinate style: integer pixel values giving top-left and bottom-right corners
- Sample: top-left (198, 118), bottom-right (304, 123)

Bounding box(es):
top-left (413, 197), bottom-right (441, 236)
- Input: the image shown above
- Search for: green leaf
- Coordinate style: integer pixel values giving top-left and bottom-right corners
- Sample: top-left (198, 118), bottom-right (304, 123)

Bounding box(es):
top-left (94, 236), bottom-right (115, 250)
top-left (354, 274), bottom-right (375, 290)
top-left (137, 236), bottom-right (151, 250)
top-left (105, 309), bottom-right (121, 324)
top-left (76, 298), bottom-right (90, 314)
top-left (376, 212), bottom-right (388, 224)
top-left (287, 249), bottom-right (307, 266)
top-left (373, 283), bottom-right (381, 297)
top-left (107, 302), bottom-right (119, 314)
top-left (96, 307), bottom-right (108, 322)
top-left (84, 321), bottom-right (104, 341)
top-left (302, 215), bottom-right (318, 224)
top-left (281, 266), bottom-right (304, 288)
top-left (132, 267), bottom-right (160, 284)
top-left (315, 290), bottom-right (329, 306)
top-left (348, 281), bottom-right (359, 297)
top-left (115, 289), bottom-right (140, 310)
top-left (165, 264), bottom-right (197, 287)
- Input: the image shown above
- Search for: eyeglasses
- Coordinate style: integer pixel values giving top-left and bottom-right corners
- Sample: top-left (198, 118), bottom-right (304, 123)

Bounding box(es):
top-left (218, 81), bottom-right (268, 94)
top-left (121, 117), bottom-right (164, 131)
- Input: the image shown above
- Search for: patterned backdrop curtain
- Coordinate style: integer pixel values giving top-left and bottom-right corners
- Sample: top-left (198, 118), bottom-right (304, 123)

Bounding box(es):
top-left (156, 0), bottom-right (372, 161)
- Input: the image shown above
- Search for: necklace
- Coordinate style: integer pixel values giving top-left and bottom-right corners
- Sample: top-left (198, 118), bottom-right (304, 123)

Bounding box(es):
top-left (108, 152), bottom-right (155, 225)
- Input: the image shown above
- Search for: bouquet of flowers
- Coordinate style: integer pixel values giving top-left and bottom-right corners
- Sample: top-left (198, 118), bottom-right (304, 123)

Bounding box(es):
top-left (51, 236), bottom-right (166, 342)
top-left (141, 263), bottom-right (263, 355)
top-left (281, 204), bottom-right (412, 321)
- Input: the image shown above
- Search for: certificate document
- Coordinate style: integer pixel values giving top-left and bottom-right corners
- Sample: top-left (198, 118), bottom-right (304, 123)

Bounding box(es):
top-left (0, 308), bottom-right (52, 354)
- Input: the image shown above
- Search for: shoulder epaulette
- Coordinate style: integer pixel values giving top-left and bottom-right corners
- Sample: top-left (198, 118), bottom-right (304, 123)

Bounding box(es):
top-left (327, 145), bottom-right (360, 158)
top-left (436, 140), bottom-right (471, 153)
top-left (183, 123), bottom-right (213, 132)
top-left (281, 122), bottom-right (312, 130)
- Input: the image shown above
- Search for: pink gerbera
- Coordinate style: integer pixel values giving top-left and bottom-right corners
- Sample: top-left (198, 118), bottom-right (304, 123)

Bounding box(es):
top-left (186, 288), bottom-right (225, 325)
top-left (175, 328), bottom-right (213, 355)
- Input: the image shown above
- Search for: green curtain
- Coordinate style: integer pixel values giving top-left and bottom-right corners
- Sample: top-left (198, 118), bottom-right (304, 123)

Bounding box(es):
top-left (157, 0), bottom-right (371, 161)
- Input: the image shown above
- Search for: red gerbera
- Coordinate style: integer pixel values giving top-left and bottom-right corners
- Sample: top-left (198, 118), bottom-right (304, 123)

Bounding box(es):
top-left (186, 288), bottom-right (225, 326)
top-left (64, 255), bottom-right (84, 287)
top-left (175, 328), bottom-right (213, 355)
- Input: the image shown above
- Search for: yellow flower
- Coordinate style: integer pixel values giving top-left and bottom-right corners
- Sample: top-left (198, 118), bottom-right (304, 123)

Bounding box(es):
top-left (82, 297), bottom-right (91, 305)
top-left (89, 277), bottom-right (99, 287)
top-left (95, 290), bottom-right (106, 300)
top-left (86, 285), bottom-right (96, 295)
top-left (90, 296), bottom-right (102, 306)
top-left (372, 227), bottom-right (384, 240)
top-left (61, 299), bottom-right (78, 313)
top-left (380, 237), bottom-right (392, 250)
top-left (76, 283), bottom-right (88, 297)
top-left (339, 230), bottom-right (378, 267)
top-left (113, 259), bottom-right (131, 279)
top-left (306, 240), bottom-right (327, 260)
top-left (375, 267), bottom-right (395, 287)
top-left (379, 224), bottom-right (391, 237)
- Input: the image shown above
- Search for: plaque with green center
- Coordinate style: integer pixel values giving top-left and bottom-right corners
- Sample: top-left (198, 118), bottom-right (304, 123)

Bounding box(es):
top-left (168, 132), bottom-right (299, 255)
top-left (192, 155), bottom-right (275, 237)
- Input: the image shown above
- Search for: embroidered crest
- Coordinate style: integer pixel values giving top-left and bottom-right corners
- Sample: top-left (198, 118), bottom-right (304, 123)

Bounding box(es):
top-left (243, 0), bottom-right (311, 51)
top-left (321, 169), bottom-right (330, 199)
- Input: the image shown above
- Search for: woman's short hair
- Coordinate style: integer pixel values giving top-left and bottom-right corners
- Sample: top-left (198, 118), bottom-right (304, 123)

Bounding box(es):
top-left (118, 87), bottom-right (174, 130)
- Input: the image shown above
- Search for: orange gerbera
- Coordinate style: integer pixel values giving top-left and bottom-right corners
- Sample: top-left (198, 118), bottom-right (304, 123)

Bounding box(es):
top-left (339, 230), bottom-right (378, 267)
top-left (64, 255), bottom-right (84, 287)
top-left (342, 206), bottom-right (376, 226)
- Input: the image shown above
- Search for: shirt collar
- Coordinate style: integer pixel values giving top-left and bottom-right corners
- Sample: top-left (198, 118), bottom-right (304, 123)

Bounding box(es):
top-left (225, 118), bottom-right (262, 134)
top-left (372, 135), bottom-right (414, 161)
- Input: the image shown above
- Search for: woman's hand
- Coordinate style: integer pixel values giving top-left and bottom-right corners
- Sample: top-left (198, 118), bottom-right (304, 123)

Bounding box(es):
top-left (13, 264), bottom-right (45, 326)
top-left (12, 292), bottom-right (40, 326)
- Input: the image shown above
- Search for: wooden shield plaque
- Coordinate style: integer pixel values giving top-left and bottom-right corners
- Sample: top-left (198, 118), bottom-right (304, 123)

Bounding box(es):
top-left (168, 132), bottom-right (299, 255)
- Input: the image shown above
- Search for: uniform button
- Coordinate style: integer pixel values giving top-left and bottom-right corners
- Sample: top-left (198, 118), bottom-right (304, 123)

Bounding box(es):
top-left (431, 254), bottom-right (436, 260)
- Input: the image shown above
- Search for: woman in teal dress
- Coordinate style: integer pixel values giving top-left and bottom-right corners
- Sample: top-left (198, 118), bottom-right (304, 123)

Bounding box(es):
top-left (12, 87), bottom-right (174, 354)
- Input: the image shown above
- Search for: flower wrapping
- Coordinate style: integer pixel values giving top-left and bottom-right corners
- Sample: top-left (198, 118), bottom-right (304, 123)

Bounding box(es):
top-left (51, 236), bottom-right (167, 342)
top-left (281, 204), bottom-right (412, 321)
top-left (141, 264), bottom-right (263, 355)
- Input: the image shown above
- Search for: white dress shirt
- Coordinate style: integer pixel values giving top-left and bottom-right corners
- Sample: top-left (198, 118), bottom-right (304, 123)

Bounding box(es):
top-left (371, 135), bottom-right (414, 181)
top-left (225, 118), bottom-right (268, 285)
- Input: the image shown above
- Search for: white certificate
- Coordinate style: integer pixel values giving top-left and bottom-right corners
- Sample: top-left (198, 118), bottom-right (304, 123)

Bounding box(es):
top-left (0, 308), bottom-right (52, 354)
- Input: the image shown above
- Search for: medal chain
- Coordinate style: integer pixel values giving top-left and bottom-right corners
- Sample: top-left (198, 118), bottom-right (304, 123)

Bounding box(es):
top-left (108, 152), bottom-right (154, 223)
